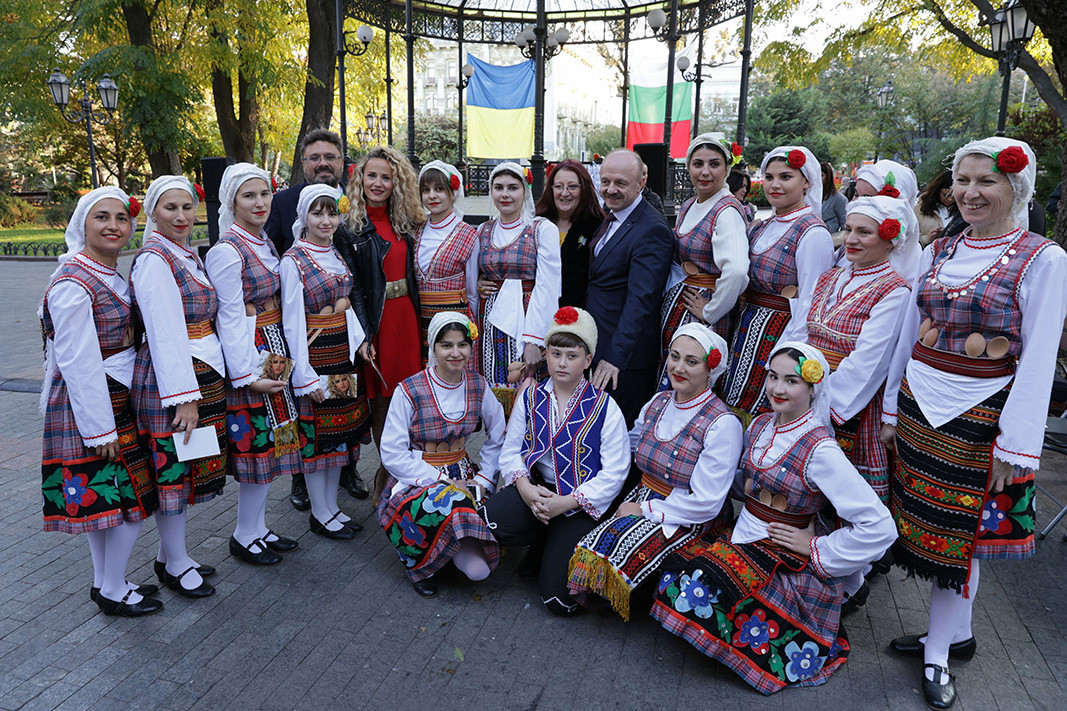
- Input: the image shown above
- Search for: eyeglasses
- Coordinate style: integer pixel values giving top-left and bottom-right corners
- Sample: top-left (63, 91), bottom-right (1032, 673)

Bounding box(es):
top-left (302, 154), bottom-right (342, 163)
top-left (552, 183), bottom-right (580, 193)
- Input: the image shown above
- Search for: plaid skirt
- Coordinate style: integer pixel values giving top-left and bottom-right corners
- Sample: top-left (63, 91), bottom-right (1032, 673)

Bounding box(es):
top-left (658, 273), bottom-right (728, 392)
top-left (133, 354), bottom-right (228, 514)
top-left (419, 288), bottom-right (469, 366)
top-left (651, 533), bottom-right (848, 695)
top-left (376, 452), bottom-right (500, 583)
top-left (42, 375), bottom-right (157, 533)
top-left (892, 377), bottom-right (1034, 594)
top-left (833, 390), bottom-right (890, 504)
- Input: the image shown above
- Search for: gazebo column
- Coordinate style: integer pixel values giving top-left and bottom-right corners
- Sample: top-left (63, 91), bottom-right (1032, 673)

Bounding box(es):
top-left (405, 0), bottom-right (417, 166)
top-left (530, 0), bottom-right (547, 199)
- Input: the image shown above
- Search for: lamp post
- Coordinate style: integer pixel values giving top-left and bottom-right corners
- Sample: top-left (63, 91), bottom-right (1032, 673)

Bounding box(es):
top-left (47, 69), bottom-right (118, 189)
top-left (335, 2), bottom-right (375, 158)
top-left (874, 79), bottom-right (893, 162)
top-left (457, 63), bottom-right (474, 167)
top-left (356, 110), bottom-right (387, 148)
top-left (648, 3), bottom-right (680, 200)
top-left (988, 0), bottom-right (1035, 137)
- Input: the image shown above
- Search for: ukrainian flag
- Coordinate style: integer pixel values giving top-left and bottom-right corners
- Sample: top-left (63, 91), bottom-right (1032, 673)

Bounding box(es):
top-left (465, 55), bottom-right (535, 159)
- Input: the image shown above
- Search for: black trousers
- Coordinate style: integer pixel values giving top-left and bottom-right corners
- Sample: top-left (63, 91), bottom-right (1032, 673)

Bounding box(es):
top-left (599, 364), bottom-right (657, 429)
top-left (480, 486), bottom-right (598, 615)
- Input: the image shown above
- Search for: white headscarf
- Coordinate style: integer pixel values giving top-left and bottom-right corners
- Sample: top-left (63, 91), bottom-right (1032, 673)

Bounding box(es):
top-left (952, 137), bottom-right (1037, 230)
top-left (419, 160), bottom-right (466, 219)
top-left (671, 322), bottom-right (729, 386)
top-left (767, 340), bottom-right (833, 429)
top-left (218, 162), bottom-right (271, 236)
top-left (489, 162), bottom-right (534, 223)
top-left (143, 176), bottom-right (198, 240)
top-left (686, 132), bottom-right (731, 165)
top-left (855, 160), bottom-right (919, 204)
top-left (426, 310), bottom-right (476, 369)
top-left (760, 146), bottom-right (822, 212)
top-left (846, 196), bottom-right (922, 284)
top-left (291, 184), bottom-right (343, 241)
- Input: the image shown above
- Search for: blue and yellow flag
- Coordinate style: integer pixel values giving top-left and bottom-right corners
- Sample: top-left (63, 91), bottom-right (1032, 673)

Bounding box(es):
top-left (465, 55), bottom-right (535, 159)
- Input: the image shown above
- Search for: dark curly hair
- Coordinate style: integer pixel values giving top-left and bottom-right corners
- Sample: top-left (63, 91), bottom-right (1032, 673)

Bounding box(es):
top-left (535, 160), bottom-right (604, 226)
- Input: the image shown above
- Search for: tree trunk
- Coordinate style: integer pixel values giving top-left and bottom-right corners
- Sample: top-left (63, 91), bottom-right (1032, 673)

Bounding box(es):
top-left (207, 0), bottom-right (258, 163)
top-left (290, 0), bottom-right (337, 185)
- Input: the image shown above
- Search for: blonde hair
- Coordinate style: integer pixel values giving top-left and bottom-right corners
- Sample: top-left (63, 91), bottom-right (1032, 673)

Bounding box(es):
top-left (345, 146), bottom-right (425, 236)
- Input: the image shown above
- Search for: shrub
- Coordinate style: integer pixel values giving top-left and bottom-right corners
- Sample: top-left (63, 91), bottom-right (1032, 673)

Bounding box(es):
top-left (0, 194), bottom-right (38, 228)
top-left (42, 199), bottom-right (78, 230)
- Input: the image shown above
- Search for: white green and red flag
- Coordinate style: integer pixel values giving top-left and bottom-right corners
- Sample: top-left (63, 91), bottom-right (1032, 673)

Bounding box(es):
top-left (626, 43), bottom-right (695, 159)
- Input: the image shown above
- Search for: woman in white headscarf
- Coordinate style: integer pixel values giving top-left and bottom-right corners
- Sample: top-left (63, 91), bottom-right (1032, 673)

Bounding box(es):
top-left (280, 184), bottom-right (370, 540)
top-left (568, 323), bottom-right (742, 621)
top-left (131, 176), bottom-right (228, 599)
top-left (657, 133), bottom-right (750, 390)
top-left (377, 311), bottom-right (507, 598)
top-left (845, 159), bottom-right (922, 281)
top-left (474, 162), bottom-right (562, 415)
top-left (412, 160), bottom-right (480, 358)
top-left (41, 187), bottom-right (164, 617)
top-left (205, 163), bottom-right (301, 567)
top-left (652, 340), bottom-right (896, 695)
top-left (880, 137), bottom-right (1067, 709)
top-left (720, 146), bottom-right (835, 425)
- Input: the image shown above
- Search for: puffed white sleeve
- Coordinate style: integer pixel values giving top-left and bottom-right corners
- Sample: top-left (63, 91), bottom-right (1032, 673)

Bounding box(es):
top-left (205, 243), bottom-right (258, 388)
top-left (380, 386), bottom-right (446, 487)
top-left (881, 247), bottom-right (934, 425)
top-left (279, 256), bottom-right (320, 397)
top-left (643, 413), bottom-right (743, 530)
top-left (781, 225), bottom-right (835, 343)
top-left (521, 219), bottom-right (563, 348)
top-left (48, 280), bottom-right (118, 446)
top-left (826, 284), bottom-right (910, 424)
top-left (992, 245), bottom-right (1067, 469)
top-left (131, 253), bottom-right (201, 407)
top-left (498, 390), bottom-right (533, 486)
top-left (473, 381), bottom-right (507, 492)
top-left (572, 397), bottom-right (631, 519)
top-left (464, 228), bottom-right (480, 319)
top-left (806, 441), bottom-right (897, 579)
top-left (702, 207), bottom-right (750, 326)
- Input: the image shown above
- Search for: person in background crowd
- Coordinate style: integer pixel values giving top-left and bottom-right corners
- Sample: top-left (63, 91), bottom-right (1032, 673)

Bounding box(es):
top-left (727, 170), bottom-right (756, 224)
top-left (915, 170), bottom-right (957, 246)
top-left (821, 161), bottom-right (848, 240)
top-left (535, 159), bottom-right (604, 307)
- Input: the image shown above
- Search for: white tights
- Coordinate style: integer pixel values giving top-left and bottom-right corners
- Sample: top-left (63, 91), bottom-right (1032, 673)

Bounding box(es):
top-left (235, 482), bottom-right (271, 545)
top-left (924, 559), bottom-right (979, 678)
top-left (452, 538), bottom-right (491, 581)
top-left (306, 467), bottom-right (345, 531)
top-left (86, 520), bottom-right (143, 602)
top-left (155, 509), bottom-right (204, 590)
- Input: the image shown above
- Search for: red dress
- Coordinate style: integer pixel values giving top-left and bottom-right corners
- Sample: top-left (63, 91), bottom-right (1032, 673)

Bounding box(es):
top-left (364, 205), bottom-right (421, 398)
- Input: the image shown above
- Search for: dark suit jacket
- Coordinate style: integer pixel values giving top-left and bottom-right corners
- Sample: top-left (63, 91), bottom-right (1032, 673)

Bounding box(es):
top-left (584, 197), bottom-right (673, 372)
top-left (264, 182), bottom-right (305, 255)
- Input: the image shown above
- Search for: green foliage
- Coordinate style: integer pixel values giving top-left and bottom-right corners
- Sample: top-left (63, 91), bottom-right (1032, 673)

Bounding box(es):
top-left (0, 194), bottom-right (38, 227)
top-left (827, 127), bottom-right (875, 169)
top-left (585, 123), bottom-right (621, 158)
top-left (745, 84), bottom-right (831, 163)
top-left (394, 114), bottom-right (461, 166)
top-left (1008, 104), bottom-right (1065, 210)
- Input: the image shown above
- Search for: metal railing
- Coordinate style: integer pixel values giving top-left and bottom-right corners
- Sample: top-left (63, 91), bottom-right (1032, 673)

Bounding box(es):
top-left (0, 227), bottom-right (210, 258)
top-left (465, 161), bottom-right (695, 204)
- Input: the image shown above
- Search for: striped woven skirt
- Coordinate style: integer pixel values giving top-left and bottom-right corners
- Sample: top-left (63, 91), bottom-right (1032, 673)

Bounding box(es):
top-left (43, 375), bottom-right (157, 533)
top-left (891, 377), bottom-right (1034, 594)
top-left (477, 279), bottom-right (534, 417)
top-left (419, 288), bottom-right (468, 366)
top-left (658, 272), bottom-right (724, 391)
top-left (376, 450), bottom-right (500, 582)
top-left (721, 290), bottom-right (791, 426)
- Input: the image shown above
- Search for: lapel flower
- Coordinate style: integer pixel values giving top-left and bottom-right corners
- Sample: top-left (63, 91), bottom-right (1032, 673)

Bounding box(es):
top-left (878, 218), bottom-right (901, 241)
top-left (795, 356), bottom-right (824, 384)
top-left (786, 149), bottom-right (806, 169)
top-left (449, 174), bottom-right (461, 191)
top-left (993, 146), bottom-right (1028, 173)
top-left (126, 196), bottom-right (141, 218)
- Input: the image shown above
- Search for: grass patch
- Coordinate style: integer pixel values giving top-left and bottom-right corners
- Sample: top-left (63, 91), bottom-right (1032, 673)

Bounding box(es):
top-left (0, 226), bottom-right (66, 243)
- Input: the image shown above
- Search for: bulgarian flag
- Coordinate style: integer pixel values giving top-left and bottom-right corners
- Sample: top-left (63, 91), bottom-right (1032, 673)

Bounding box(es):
top-left (465, 55), bottom-right (536, 159)
top-left (627, 43), bottom-right (696, 159)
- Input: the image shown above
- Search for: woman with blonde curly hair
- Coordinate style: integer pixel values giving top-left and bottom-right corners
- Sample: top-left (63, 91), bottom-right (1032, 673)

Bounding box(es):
top-left (339, 146), bottom-right (425, 501)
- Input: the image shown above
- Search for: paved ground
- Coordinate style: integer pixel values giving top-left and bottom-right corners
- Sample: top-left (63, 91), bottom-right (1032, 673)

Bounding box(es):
top-left (1, 258), bottom-right (1066, 711)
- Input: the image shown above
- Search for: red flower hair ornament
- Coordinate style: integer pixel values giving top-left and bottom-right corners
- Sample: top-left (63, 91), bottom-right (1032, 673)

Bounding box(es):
top-left (878, 218), bottom-right (901, 241)
top-left (191, 182), bottom-right (206, 202)
top-left (449, 174), bottom-right (461, 191)
top-left (126, 196), bottom-right (141, 218)
top-left (524, 168), bottom-right (533, 185)
top-left (993, 146), bottom-right (1028, 174)
top-left (877, 184), bottom-right (900, 198)
top-left (706, 348), bottom-right (722, 369)
top-left (786, 149), bottom-right (806, 169)
top-left (554, 306), bottom-right (579, 325)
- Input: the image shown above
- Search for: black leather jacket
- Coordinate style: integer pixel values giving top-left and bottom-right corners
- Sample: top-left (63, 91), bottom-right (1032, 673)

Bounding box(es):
top-left (334, 217), bottom-right (420, 341)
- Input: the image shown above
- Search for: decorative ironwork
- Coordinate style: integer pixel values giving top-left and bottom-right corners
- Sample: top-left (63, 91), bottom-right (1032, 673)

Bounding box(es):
top-left (466, 163), bottom-right (494, 196)
top-left (669, 161), bottom-right (694, 203)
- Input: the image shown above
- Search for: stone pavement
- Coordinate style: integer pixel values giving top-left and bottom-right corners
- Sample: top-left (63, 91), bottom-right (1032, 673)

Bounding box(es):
top-left (1, 259), bottom-right (1066, 711)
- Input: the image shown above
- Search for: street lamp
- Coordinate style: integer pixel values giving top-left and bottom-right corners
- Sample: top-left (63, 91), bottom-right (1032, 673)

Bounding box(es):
top-left (514, 25), bottom-right (570, 60)
top-left (647, 2), bottom-right (681, 201)
top-left (874, 79), bottom-right (893, 161)
top-left (46, 68), bottom-right (118, 189)
top-left (456, 63), bottom-right (474, 166)
top-left (989, 0), bottom-right (1035, 136)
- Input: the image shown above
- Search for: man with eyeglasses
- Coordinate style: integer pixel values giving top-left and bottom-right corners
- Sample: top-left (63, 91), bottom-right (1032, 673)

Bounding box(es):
top-left (265, 128), bottom-right (372, 505)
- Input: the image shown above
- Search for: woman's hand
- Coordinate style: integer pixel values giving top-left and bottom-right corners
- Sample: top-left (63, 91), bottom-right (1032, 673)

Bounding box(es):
top-left (309, 388), bottom-right (326, 404)
top-left (358, 341), bottom-right (377, 363)
top-left (988, 457), bottom-right (1015, 494)
top-left (172, 400), bottom-right (200, 445)
top-left (535, 493), bottom-right (577, 522)
top-left (766, 519), bottom-right (815, 557)
top-left (94, 439), bottom-right (121, 462)
top-left (681, 287), bottom-right (709, 322)
top-left (249, 378), bottom-right (286, 395)
top-left (614, 501), bottom-right (644, 518)
top-left (477, 276), bottom-right (498, 296)
top-left (879, 424), bottom-right (897, 456)
top-left (522, 343), bottom-right (543, 379)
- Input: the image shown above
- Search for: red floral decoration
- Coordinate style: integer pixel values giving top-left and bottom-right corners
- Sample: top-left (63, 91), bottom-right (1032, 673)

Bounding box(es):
top-left (192, 183), bottom-right (206, 202)
top-left (877, 184), bottom-right (900, 199)
top-left (524, 168), bottom-right (533, 185)
top-left (346, 164), bottom-right (356, 180)
top-left (271, 176), bottom-right (278, 191)
top-left (449, 174), bottom-right (461, 191)
top-left (786, 149), bottom-right (806, 169)
top-left (994, 146), bottom-right (1028, 174)
top-left (126, 196), bottom-right (141, 218)
top-left (878, 218), bottom-right (901, 241)
top-left (554, 306), bottom-right (579, 325)
top-left (731, 142), bottom-right (743, 157)
top-left (706, 349), bottom-right (722, 369)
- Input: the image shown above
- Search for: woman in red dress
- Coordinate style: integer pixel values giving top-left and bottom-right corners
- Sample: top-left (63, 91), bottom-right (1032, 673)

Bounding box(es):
top-left (341, 146), bottom-right (425, 502)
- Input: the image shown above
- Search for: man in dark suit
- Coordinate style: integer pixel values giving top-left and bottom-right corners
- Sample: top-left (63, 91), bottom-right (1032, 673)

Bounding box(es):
top-left (585, 149), bottom-right (673, 427)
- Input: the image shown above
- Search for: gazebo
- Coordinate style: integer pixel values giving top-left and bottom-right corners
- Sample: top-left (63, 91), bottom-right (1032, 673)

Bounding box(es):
top-left (339, 0), bottom-right (755, 200)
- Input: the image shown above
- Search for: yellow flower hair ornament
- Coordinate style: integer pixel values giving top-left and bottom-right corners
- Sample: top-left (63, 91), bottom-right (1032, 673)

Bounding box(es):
top-left (466, 321), bottom-right (479, 340)
top-left (336, 195), bottom-right (351, 214)
top-left (795, 356), bottom-right (824, 384)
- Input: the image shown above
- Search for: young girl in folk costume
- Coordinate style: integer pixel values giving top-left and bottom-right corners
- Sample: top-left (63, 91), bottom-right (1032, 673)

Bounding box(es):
top-left (720, 146), bottom-right (834, 425)
top-left (881, 138), bottom-right (1067, 710)
top-left (378, 312), bottom-right (507, 598)
top-left (41, 188), bottom-right (163, 617)
top-left (475, 162), bottom-right (562, 415)
top-left (652, 342), bottom-right (896, 695)
top-left (413, 160), bottom-right (479, 358)
top-left (568, 324), bottom-right (742, 620)
top-left (659, 132), bottom-right (749, 389)
top-left (480, 307), bottom-right (630, 615)
top-left (132, 176), bottom-right (230, 600)
top-left (205, 163), bottom-right (301, 566)
top-left (280, 184), bottom-right (370, 539)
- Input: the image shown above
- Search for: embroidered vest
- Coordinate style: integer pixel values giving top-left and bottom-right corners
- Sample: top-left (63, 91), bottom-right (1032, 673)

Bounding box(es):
top-left (401, 370), bottom-right (484, 447)
top-left (215, 230), bottom-right (280, 306)
top-left (284, 244), bottom-right (352, 314)
top-left (43, 261), bottom-right (131, 351)
top-left (477, 218), bottom-right (541, 282)
top-left (674, 193), bottom-right (745, 276)
top-left (131, 235), bottom-right (218, 324)
top-left (747, 213), bottom-right (825, 294)
top-left (807, 265), bottom-right (908, 359)
top-left (416, 219), bottom-right (479, 292)
top-left (635, 391), bottom-right (734, 490)
top-left (743, 413), bottom-right (831, 516)
top-left (520, 380), bottom-right (610, 496)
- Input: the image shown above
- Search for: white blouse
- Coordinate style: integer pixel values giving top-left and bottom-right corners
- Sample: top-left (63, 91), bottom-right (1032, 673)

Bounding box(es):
top-left (498, 379), bottom-right (630, 519)
top-left (130, 234), bottom-right (225, 408)
top-left (205, 225), bottom-right (281, 388)
top-left (629, 388), bottom-right (743, 537)
top-left (380, 368), bottom-right (507, 496)
top-left (882, 230), bottom-right (1067, 469)
top-left (486, 217), bottom-right (562, 348)
top-left (416, 211), bottom-right (480, 313)
top-left (732, 410), bottom-right (897, 578)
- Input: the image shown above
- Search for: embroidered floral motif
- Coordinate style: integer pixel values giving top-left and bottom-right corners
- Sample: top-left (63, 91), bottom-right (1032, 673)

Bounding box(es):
top-left (732, 608), bottom-right (779, 655)
top-left (784, 641), bottom-right (827, 682)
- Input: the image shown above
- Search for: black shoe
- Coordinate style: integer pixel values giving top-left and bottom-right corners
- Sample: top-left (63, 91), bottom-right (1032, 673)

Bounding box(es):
top-left (412, 577), bottom-right (438, 598)
top-left (889, 634), bottom-right (977, 661)
top-left (264, 531), bottom-right (299, 552)
top-left (840, 580), bottom-right (870, 616)
top-left (343, 517), bottom-right (363, 533)
top-left (89, 583), bottom-right (159, 602)
top-left (922, 664), bottom-right (957, 710)
top-left (163, 565), bottom-right (215, 598)
top-left (341, 465), bottom-right (370, 500)
top-left (229, 536), bottom-right (283, 565)
top-left (95, 589), bottom-right (164, 618)
top-left (517, 547), bottom-right (542, 580)
top-left (309, 512), bottom-right (355, 540)
top-left (154, 560), bottom-right (214, 584)
top-left (289, 474), bottom-right (311, 511)
top-left (867, 549), bottom-right (894, 579)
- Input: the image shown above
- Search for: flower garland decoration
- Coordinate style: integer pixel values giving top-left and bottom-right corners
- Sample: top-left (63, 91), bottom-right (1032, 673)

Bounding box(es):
top-left (786, 149), bottom-right (806, 169)
top-left (878, 217), bottom-right (901, 241)
top-left (993, 146), bottom-right (1028, 174)
top-left (126, 196), bottom-right (141, 218)
top-left (191, 182), bottom-right (206, 202)
top-left (794, 356), bottom-right (824, 384)
top-left (466, 321), bottom-right (479, 340)
top-left (449, 174), bottom-right (461, 191)
top-left (336, 194), bottom-right (351, 214)
top-left (706, 347), bottom-right (722, 369)
top-left (876, 171), bottom-right (900, 198)
top-left (554, 306), bottom-right (579, 325)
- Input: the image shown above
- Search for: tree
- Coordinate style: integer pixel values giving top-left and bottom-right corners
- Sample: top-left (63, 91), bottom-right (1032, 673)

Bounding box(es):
top-left (828, 127), bottom-right (875, 170)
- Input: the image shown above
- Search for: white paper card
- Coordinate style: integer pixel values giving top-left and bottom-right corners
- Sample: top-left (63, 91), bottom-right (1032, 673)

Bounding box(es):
top-left (173, 426), bottom-right (221, 462)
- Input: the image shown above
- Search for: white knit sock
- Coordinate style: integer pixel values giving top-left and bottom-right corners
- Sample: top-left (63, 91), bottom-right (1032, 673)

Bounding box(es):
top-left (86, 530), bottom-right (107, 588)
top-left (100, 521), bottom-right (142, 602)
top-left (924, 559), bottom-right (979, 675)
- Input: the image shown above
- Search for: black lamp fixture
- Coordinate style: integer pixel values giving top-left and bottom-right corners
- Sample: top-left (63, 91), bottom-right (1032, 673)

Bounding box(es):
top-left (46, 68), bottom-right (119, 188)
top-left (988, 0), bottom-right (1035, 136)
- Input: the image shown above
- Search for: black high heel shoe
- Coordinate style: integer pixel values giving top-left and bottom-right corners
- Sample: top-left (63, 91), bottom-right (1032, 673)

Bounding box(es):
top-left (89, 584), bottom-right (158, 602)
top-left (162, 565), bottom-right (215, 598)
top-left (309, 512), bottom-right (356, 540)
top-left (154, 560), bottom-right (215, 584)
top-left (95, 589), bottom-right (164, 618)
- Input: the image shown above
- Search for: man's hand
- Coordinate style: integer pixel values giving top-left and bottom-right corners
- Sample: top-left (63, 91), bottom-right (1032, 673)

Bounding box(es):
top-left (591, 360), bottom-right (620, 391)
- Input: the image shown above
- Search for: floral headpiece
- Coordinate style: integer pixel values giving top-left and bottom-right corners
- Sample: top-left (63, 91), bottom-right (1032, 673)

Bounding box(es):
top-left (554, 306), bottom-right (578, 325)
top-left (466, 321), bottom-right (479, 340)
top-left (878, 217), bottom-right (901, 241)
top-left (786, 149), bottom-right (806, 169)
top-left (523, 167), bottom-right (533, 185)
top-left (726, 141), bottom-right (744, 168)
top-left (993, 146), bottom-right (1028, 174)
top-left (877, 171), bottom-right (900, 198)
top-left (346, 164), bottom-right (356, 180)
top-left (706, 347), bottom-right (722, 369)
top-left (336, 194), bottom-right (351, 214)
top-left (126, 196), bottom-right (141, 218)
top-left (449, 174), bottom-right (461, 191)
top-left (191, 181), bottom-right (206, 202)
top-left (795, 356), bottom-right (824, 384)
